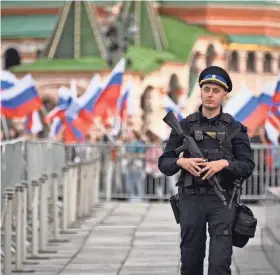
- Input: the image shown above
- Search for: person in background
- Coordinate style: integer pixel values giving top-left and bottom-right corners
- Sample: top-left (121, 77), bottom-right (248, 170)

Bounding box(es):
top-left (274, 135), bottom-right (280, 169)
top-left (248, 126), bottom-right (273, 192)
top-left (123, 130), bottom-right (145, 202)
top-left (259, 127), bottom-right (274, 169)
top-left (110, 133), bottom-right (125, 197)
top-left (0, 129), bottom-right (4, 141)
top-left (9, 127), bottom-right (17, 139)
top-left (145, 129), bottom-right (165, 199)
top-left (270, 134), bottom-right (280, 187)
top-left (249, 127), bottom-right (262, 143)
top-left (99, 121), bottom-right (115, 197)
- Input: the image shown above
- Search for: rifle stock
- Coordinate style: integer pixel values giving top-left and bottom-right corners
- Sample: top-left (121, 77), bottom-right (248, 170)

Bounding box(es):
top-left (163, 111), bottom-right (184, 137)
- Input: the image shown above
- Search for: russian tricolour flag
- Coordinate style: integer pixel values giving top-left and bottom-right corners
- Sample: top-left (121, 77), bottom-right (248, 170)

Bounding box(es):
top-left (272, 79), bottom-right (280, 106)
top-left (118, 78), bottom-right (133, 120)
top-left (223, 83), bottom-right (276, 132)
top-left (50, 117), bottom-right (63, 138)
top-left (24, 111), bottom-right (43, 134)
top-left (1, 70), bottom-right (18, 90)
top-left (78, 74), bottom-right (101, 114)
top-left (164, 95), bottom-right (184, 121)
top-left (46, 86), bottom-right (73, 123)
top-left (265, 78), bottom-right (280, 145)
top-left (64, 98), bottom-right (93, 142)
top-left (92, 58), bottom-right (125, 119)
top-left (265, 107), bottom-right (280, 145)
top-left (111, 79), bottom-right (134, 135)
top-left (1, 74), bottom-right (42, 118)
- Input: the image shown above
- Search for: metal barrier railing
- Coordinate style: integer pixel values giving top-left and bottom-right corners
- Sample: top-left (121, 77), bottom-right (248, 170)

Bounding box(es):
top-left (1, 139), bottom-right (66, 195)
top-left (261, 187), bottom-right (280, 273)
top-left (1, 138), bottom-right (26, 197)
top-left (246, 144), bottom-right (280, 200)
top-left (64, 142), bottom-right (279, 201)
top-left (1, 141), bottom-right (279, 202)
top-left (88, 143), bottom-right (279, 201)
top-left (1, 140), bottom-right (101, 274)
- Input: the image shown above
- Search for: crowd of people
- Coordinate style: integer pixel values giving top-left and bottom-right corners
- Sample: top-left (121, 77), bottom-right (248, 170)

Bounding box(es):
top-left (1, 116), bottom-right (279, 202)
top-left (63, 124), bottom-right (279, 202)
top-left (65, 125), bottom-right (175, 201)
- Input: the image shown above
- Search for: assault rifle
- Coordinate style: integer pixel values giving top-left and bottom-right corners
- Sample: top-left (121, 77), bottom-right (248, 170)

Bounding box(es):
top-left (163, 111), bottom-right (227, 205)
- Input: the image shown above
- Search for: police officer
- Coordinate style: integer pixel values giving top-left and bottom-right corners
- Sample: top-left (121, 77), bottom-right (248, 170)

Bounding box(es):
top-left (158, 66), bottom-right (255, 275)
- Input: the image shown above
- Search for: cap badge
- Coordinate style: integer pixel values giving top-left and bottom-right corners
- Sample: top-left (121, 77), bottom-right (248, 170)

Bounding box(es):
top-left (212, 74), bottom-right (216, 79)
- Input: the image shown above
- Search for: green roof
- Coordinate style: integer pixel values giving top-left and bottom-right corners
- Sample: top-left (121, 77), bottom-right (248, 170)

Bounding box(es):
top-left (42, 1), bottom-right (107, 59)
top-left (1, 15), bottom-right (57, 38)
top-left (228, 35), bottom-right (280, 47)
top-left (11, 47), bottom-right (179, 74)
top-left (12, 16), bottom-right (210, 74)
top-left (1, 1), bottom-right (116, 8)
top-left (1, 1), bottom-right (64, 8)
top-left (12, 57), bottom-right (109, 72)
top-left (161, 16), bottom-right (210, 60)
top-left (1, 2), bottom-right (116, 39)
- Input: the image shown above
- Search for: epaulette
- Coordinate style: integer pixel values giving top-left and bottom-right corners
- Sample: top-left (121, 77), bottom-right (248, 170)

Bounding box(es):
top-left (186, 112), bottom-right (200, 124)
top-left (220, 113), bottom-right (233, 124)
top-left (236, 121), bottom-right (248, 132)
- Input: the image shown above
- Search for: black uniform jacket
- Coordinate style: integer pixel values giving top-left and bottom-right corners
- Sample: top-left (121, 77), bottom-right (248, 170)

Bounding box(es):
top-left (158, 107), bottom-right (255, 186)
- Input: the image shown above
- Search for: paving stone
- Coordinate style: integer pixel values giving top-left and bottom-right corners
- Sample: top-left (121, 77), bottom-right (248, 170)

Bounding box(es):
top-left (16, 201), bottom-right (278, 275)
top-left (202, 263), bottom-right (238, 274)
top-left (65, 262), bottom-right (120, 272)
top-left (61, 270), bottom-right (117, 275)
top-left (239, 271), bottom-right (279, 275)
top-left (18, 265), bottom-right (63, 272)
top-left (13, 272), bottom-right (57, 275)
top-left (233, 246), bottom-right (279, 275)
top-left (120, 266), bottom-right (178, 275)
top-left (86, 236), bottom-right (132, 246)
top-left (26, 251), bottom-right (75, 259)
top-left (124, 261), bottom-right (179, 267)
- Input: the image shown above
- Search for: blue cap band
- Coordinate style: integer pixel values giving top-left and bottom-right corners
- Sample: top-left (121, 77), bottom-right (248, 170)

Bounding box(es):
top-left (199, 74), bottom-right (228, 90)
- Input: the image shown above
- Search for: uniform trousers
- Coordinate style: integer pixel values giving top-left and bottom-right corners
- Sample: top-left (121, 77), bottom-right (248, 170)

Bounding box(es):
top-left (179, 187), bottom-right (236, 275)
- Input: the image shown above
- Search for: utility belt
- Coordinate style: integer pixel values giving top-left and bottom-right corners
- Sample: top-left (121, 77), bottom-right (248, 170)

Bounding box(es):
top-left (180, 186), bottom-right (233, 197)
top-left (170, 185), bottom-right (233, 224)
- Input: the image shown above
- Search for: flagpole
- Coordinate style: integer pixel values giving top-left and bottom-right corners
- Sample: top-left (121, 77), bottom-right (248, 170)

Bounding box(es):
top-left (38, 105), bottom-right (53, 148)
top-left (93, 120), bottom-right (115, 144)
top-left (1, 116), bottom-right (10, 140)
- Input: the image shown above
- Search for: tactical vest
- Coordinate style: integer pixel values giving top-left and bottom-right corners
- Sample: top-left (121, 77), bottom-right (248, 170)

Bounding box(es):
top-left (178, 112), bottom-right (239, 188)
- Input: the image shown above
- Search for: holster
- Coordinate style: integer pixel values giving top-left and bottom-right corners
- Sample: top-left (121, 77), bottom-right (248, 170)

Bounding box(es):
top-left (169, 192), bottom-right (180, 224)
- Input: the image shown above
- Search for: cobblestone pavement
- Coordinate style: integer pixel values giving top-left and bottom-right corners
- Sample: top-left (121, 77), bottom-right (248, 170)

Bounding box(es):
top-left (12, 202), bottom-right (279, 275)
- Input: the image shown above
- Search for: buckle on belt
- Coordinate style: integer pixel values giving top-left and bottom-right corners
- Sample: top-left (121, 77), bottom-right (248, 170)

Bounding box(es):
top-left (184, 187), bottom-right (215, 195)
